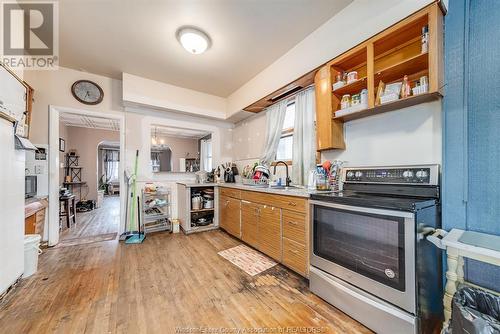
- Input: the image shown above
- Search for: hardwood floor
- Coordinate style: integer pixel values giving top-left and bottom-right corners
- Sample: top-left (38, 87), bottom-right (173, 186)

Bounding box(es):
top-left (60, 196), bottom-right (119, 241)
top-left (0, 229), bottom-right (371, 333)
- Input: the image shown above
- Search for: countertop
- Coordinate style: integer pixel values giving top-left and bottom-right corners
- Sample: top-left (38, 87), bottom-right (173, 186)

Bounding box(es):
top-left (218, 183), bottom-right (327, 198)
top-left (25, 197), bottom-right (48, 218)
top-left (176, 182), bottom-right (218, 188)
top-left (177, 182), bottom-right (330, 198)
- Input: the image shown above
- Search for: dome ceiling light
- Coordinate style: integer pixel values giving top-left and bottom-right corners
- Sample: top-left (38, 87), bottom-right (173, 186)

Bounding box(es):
top-left (176, 27), bottom-right (211, 55)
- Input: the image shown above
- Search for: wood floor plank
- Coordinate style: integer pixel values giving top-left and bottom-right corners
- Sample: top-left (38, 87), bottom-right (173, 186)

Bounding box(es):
top-left (0, 197), bottom-right (371, 334)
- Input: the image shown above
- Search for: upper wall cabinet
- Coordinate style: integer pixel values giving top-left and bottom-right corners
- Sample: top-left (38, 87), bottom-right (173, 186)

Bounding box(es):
top-left (315, 3), bottom-right (444, 151)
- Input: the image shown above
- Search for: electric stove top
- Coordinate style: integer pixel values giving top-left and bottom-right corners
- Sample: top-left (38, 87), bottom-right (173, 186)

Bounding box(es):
top-left (310, 190), bottom-right (437, 212)
top-left (310, 165), bottom-right (440, 212)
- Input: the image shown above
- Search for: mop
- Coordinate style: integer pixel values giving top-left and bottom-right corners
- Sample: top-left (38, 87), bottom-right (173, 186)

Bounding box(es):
top-left (118, 168), bottom-right (133, 240)
top-left (125, 150), bottom-right (145, 244)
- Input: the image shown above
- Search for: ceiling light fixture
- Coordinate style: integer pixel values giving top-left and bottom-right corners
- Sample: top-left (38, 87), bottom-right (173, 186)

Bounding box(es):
top-left (176, 27), bottom-right (211, 55)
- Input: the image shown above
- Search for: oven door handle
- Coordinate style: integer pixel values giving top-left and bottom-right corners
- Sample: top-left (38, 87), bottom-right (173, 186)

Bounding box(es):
top-left (309, 200), bottom-right (414, 219)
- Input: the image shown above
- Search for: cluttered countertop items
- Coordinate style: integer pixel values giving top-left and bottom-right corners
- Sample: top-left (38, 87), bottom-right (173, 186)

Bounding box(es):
top-left (178, 160), bottom-right (346, 198)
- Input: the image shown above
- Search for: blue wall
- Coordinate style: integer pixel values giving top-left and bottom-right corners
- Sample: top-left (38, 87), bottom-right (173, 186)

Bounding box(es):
top-left (443, 0), bottom-right (500, 291)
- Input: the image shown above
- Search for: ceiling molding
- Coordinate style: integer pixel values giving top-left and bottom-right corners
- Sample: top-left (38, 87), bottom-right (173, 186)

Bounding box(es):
top-left (60, 112), bottom-right (120, 131)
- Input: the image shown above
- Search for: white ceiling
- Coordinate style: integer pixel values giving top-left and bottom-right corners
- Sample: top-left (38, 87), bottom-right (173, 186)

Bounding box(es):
top-left (152, 125), bottom-right (209, 139)
top-left (60, 112), bottom-right (120, 131)
top-left (59, 0), bottom-right (352, 97)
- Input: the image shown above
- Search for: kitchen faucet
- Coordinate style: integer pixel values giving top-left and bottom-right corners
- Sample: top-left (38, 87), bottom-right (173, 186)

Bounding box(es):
top-left (273, 161), bottom-right (291, 187)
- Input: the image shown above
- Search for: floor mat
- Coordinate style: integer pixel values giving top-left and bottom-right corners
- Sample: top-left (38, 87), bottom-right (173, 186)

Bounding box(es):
top-left (218, 244), bottom-right (277, 276)
top-left (52, 232), bottom-right (117, 248)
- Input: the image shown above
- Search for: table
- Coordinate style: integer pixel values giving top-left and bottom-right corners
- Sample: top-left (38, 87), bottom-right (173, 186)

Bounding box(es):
top-left (428, 228), bottom-right (500, 330)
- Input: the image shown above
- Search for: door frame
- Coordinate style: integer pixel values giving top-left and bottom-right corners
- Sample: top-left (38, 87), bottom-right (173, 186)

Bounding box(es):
top-left (48, 105), bottom-right (126, 246)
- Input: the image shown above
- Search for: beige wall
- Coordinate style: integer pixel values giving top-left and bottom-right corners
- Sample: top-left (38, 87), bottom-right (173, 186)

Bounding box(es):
top-left (122, 73), bottom-right (226, 119)
top-left (24, 66), bottom-right (123, 145)
top-left (154, 135), bottom-right (199, 172)
top-left (64, 126), bottom-right (119, 201)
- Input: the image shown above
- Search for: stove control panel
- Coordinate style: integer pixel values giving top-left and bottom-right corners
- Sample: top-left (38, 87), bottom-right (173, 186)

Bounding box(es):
top-left (343, 165), bottom-right (439, 185)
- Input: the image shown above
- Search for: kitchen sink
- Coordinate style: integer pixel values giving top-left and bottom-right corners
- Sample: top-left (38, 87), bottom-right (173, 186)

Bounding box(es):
top-left (269, 185), bottom-right (301, 190)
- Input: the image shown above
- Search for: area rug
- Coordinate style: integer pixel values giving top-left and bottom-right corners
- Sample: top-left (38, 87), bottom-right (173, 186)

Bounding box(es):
top-left (52, 232), bottom-right (117, 249)
top-left (218, 244), bottom-right (277, 276)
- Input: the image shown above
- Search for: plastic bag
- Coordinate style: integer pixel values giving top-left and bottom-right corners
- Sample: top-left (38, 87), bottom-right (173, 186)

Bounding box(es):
top-left (451, 285), bottom-right (500, 334)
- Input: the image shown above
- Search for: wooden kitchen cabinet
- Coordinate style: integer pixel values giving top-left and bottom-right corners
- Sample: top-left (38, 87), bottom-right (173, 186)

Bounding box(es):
top-left (314, 3), bottom-right (443, 150)
top-left (25, 198), bottom-right (48, 238)
top-left (315, 66), bottom-right (346, 151)
top-left (282, 210), bottom-right (307, 245)
top-left (241, 200), bottom-right (259, 248)
top-left (219, 186), bottom-right (310, 277)
top-left (258, 204), bottom-right (281, 262)
top-left (219, 195), bottom-right (241, 238)
top-left (283, 237), bottom-right (307, 276)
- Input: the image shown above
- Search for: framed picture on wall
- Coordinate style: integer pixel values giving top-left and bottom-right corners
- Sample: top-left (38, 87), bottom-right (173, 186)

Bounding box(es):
top-left (59, 138), bottom-right (65, 152)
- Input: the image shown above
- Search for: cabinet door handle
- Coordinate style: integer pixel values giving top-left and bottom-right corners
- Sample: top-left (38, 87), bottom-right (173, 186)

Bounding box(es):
top-left (288, 221), bottom-right (298, 226)
top-left (224, 200), bottom-right (229, 207)
top-left (289, 249), bottom-right (299, 254)
top-left (288, 201), bottom-right (297, 207)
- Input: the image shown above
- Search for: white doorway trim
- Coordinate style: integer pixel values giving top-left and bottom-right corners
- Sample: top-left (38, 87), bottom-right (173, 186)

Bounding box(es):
top-left (48, 105), bottom-right (126, 246)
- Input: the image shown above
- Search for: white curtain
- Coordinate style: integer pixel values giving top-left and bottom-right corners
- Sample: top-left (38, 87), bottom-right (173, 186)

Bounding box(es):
top-left (292, 87), bottom-right (316, 185)
top-left (260, 100), bottom-right (288, 164)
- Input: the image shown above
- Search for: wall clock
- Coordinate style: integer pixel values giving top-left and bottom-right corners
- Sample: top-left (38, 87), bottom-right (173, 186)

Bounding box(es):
top-left (71, 80), bottom-right (104, 105)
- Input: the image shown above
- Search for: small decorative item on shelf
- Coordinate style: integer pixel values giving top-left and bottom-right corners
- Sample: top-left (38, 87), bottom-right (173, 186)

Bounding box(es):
top-left (421, 25), bottom-right (429, 54)
top-left (351, 93), bottom-right (361, 106)
top-left (401, 75), bottom-right (411, 98)
top-left (346, 71), bottom-right (358, 84)
top-left (341, 94), bottom-right (351, 109)
top-left (332, 73), bottom-right (345, 91)
top-left (412, 75), bottom-right (429, 96)
top-left (380, 82), bottom-right (402, 104)
top-left (360, 89), bottom-right (368, 105)
top-left (375, 81), bottom-right (385, 105)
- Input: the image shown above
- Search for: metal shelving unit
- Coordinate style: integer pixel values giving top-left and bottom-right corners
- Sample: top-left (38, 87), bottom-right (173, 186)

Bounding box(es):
top-left (142, 189), bottom-right (172, 234)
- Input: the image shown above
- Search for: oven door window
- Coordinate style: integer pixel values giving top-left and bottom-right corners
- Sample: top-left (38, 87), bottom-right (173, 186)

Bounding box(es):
top-left (313, 205), bottom-right (405, 291)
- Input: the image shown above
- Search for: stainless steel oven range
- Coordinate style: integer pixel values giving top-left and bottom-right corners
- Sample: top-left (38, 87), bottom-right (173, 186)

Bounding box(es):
top-left (309, 165), bottom-right (442, 334)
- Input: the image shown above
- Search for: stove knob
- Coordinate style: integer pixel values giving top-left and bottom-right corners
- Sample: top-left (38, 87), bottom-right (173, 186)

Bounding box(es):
top-left (355, 171), bottom-right (363, 178)
top-left (403, 170), bottom-right (414, 178)
top-left (416, 170), bottom-right (428, 178)
top-left (346, 171), bottom-right (354, 178)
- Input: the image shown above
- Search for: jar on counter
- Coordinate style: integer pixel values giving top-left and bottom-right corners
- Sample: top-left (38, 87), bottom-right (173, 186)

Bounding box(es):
top-left (315, 173), bottom-right (330, 191)
top-left (341, 94), bottom-right (351, 109)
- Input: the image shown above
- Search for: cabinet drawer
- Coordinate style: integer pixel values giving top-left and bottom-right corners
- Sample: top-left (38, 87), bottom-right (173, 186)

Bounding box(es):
top-left (282, 210), bottom-right (306, 244)
top-left (220, 187), bottom-right (241, 199)
top-left (241, 191), bottom-right (307, 213)
top-left (283, 237), bottom-right (308, 276)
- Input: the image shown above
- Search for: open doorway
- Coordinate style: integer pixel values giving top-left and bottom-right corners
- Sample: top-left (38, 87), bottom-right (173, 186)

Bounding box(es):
top-left (53, 109), bottom-right (123, 244)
